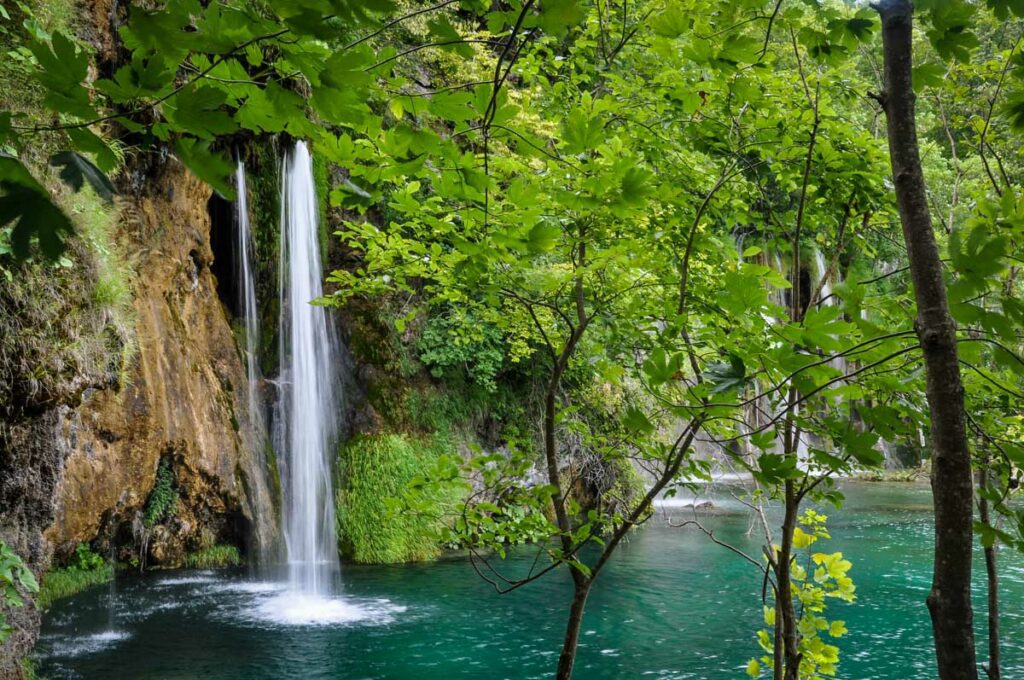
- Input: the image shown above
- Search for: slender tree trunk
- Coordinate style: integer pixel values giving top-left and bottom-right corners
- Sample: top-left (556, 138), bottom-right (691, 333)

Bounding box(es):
top-left (979, 467), bottom-right (1000, 680)
top-left (774, 480), bottom-right (802, 680)
top-left (556, 579), bottom-right (592, 680)
top-left (773, 598), bottom-right (784, 680)
top-left (875, 3), bottom-right (978, 678)
top-left (543, 264), bottom-right (592, 680)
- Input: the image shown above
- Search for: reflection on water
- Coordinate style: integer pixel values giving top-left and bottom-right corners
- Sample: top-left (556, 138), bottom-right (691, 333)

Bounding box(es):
top-left (38, 482), bottom-right (1023, 679)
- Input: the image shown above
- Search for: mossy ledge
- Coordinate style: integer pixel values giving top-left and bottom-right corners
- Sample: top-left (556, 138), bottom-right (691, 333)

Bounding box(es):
top-left (184, 545), bottom-right (243, 569)
top-left (335, 433), bottom-right (464, 564)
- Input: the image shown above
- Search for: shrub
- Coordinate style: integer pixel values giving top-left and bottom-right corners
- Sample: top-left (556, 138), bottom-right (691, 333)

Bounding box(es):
top-left (416, 310), bottom-right (506, 392)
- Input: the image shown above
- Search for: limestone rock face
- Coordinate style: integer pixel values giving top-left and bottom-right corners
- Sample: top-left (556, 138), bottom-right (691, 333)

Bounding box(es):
top-left (45, 165), bottom-right (278, 565)
top-left (0, 162), bottom-right (279, 674)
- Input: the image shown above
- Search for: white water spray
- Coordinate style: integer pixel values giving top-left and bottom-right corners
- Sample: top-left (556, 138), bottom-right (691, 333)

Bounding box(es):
top-left (276, 141), bottom-right (341, 595)
top-left (235, 162), bottom-right (264, 435)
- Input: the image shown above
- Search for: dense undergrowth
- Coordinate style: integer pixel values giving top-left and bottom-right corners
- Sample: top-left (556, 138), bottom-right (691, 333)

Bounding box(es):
top-left (0, 0), bottom-right (135, 418)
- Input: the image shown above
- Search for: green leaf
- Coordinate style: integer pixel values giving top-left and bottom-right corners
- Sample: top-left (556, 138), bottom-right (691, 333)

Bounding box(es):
top-left (526, 221), bottom-right (560, 253)
top-left (164, 85), bottom-right (238, 139)
top-left (755, 453), bottom-right (800, 484)
top-left (429, 92), bottom-right (476, 122)
top-left (49, 151), bottom-right (116, 203)
top-left (622, 406), bottom-right (655, 435)
top-left (235, 82), bottom-right (307, 133)
top-left (561, 108), bottom-right (604, 155)
top-left (841, 429), bottom-right (883, 467)
top-left (28, 31), bottom-right (96, 119)
top-left (643, 348), bottom-right (684, 386)
top-left (0, 155), bottom-right (74, 261)
top-left (534, 0), bottom-right (585, 36)
top-left (428, 17), bottom-right (474, 58)
top-left (842, 16), bottom-right (875, 42)
top-left (705, 353), bottom-right (747, 395)
top-left (174, 138), bottom-right (235, 199)
top-left (912, 63), bottom-right (946, 92)
top-left (987, 0), bottom-right (1024, 19)
top-left (67, 128), bottom-right (119, 173)
top-left (925, 1), bottom-right (979, 62)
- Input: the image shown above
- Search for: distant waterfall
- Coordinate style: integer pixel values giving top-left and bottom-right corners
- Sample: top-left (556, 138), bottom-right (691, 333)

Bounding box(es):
top-left (235, 162), bottom-right (263, 435)
top-left (275, 141), bottom-right (341, 595)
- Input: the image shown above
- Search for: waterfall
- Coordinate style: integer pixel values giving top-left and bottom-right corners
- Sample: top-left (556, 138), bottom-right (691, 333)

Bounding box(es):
top-left (275, 141), bottom-right (341, 595)
top-left (813, 249), bottom-right (831, 306)
top-left (235, 161), bottom-right (264, 436)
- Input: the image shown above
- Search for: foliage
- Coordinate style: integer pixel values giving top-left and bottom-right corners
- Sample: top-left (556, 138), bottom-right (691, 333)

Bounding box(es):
top-left (416, 309), bottom-right (507, 392)
top-left (335, 433), bottom-right (465, 564)
top-left (749, 511), bottom-right (855, 679)
top-left (143, 457), bottom-right (179, 529)
top-left (2, 0), bottom-right (1024, 675)
top-left (0, 541), bottom-right (38, 643)
top-left (184, 545), bottom-right (242, 569)
top-left (0, 2), bottom-right (135, 418)
top-left (36, 543), bottom-right (110, 610)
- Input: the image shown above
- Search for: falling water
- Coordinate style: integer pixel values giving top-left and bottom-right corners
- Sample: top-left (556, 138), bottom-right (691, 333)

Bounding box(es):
top-left (235, 161), bottom-right (264, 436)
top-left (812, 249), bottom-right (830, 306)
top-left (275, 141), bottom-right (341, 596)
top-left (811, 249), bottom-right (847, 375)
top-left (106, 545), bottom-right (117, 633)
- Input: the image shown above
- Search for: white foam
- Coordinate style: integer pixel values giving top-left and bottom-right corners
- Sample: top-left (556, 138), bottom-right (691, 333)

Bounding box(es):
top-left (242, 591), bottom-right (406, 627)
top-left (156, 576), bottom-right (219, 586)
top-left (45, 630), bottom-right (129, 658)
top-left (209, 581), bottom-right (284, 595)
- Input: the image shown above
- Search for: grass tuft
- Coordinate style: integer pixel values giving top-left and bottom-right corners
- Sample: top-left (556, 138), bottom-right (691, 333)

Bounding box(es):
top-left (184, 545), bottom-right (242, 569)
top-left (37, 543), bottom-right (113, 610)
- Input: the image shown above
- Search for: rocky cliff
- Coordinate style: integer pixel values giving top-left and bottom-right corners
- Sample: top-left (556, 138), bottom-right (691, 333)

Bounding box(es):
top-left (0, 159), bottom-right (279, 673)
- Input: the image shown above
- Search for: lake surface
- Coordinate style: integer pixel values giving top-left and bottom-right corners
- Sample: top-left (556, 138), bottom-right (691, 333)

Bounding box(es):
top-left (37, 482), bottom-right (1024, 679)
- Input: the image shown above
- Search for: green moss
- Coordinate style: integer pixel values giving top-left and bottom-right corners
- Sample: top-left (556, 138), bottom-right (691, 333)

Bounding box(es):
top-left (38, 544), bottom-right (112, 610)
top-left (184, 545), bottom-right (242, 569)
top-left (312, 151), bottom-right (331, 263)
top-left (335, 433), bottom-right (463, 564)
top-left (20, 656), bottom-right (39, 680)
top-left (245, 139), bottom-right (282, 376)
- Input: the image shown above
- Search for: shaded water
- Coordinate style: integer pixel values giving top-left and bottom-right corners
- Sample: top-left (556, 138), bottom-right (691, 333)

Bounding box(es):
top-left (275, 141), bottom-right (341, 595)
top-left (38, 483), bottom-right (1024, 679)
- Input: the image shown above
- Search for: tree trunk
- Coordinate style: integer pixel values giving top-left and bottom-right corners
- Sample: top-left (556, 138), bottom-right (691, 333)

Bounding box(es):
top-left (979, 467), bottom-right (1000, 680)
top-left (556, 579), bottom-right (592, 680)
top-left (875, 2), bottom-right (978, 678)
top-left (774, 480), bottom-right (802, 680)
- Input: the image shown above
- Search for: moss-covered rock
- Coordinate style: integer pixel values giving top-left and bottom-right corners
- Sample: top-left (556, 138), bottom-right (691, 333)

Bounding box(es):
top-left (335, 433), bottom-right (462, 564)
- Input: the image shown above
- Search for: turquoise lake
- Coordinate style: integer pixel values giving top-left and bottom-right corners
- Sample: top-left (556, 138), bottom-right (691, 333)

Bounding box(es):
top-left (37, 482), bottom-right (1023, 679)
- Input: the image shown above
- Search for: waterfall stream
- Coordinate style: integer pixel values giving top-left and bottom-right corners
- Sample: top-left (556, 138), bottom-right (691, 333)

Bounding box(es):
top-left (236, 161), bottom-right (264, 437)
top-left (275, 141), bottom-right (342, 596)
